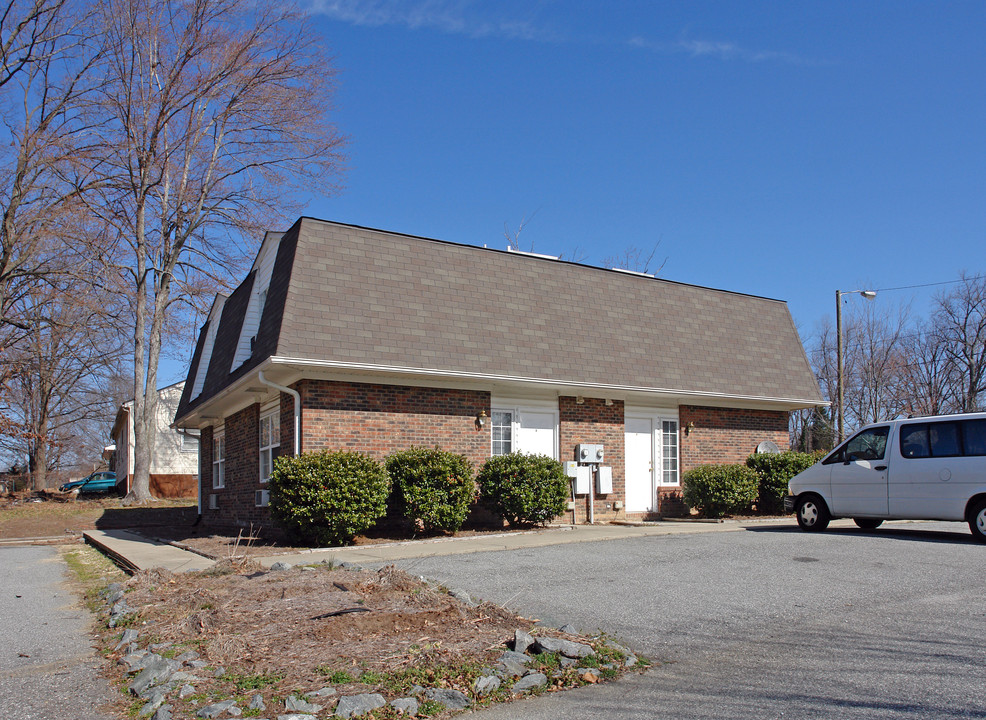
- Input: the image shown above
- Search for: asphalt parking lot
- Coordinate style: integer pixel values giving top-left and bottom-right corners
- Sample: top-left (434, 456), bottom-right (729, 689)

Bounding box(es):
top-left (386, 520), bottom-right (986, 719)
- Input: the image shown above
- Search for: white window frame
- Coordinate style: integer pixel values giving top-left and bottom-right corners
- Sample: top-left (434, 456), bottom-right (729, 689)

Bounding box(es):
top-left (259, 406), bottom-right (280, 484)
top-left (659, 419), bottom-right (680, 486)
top-left (491, 409), bottom-right (514, 456)
top-left (491, 399), bottom-right (559, 459)
top-left (212, 430), bottom-right (225, 489)
top-left (180, 431), bottom-right (199, 454)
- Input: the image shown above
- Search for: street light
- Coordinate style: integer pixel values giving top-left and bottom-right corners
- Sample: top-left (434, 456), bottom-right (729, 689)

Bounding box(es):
top-left (836, 288), bottom-right (877, 445)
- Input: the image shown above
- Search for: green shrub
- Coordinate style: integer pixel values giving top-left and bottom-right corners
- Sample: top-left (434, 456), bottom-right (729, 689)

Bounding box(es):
top-left (746, 451), bottom-right (821, 514)
top-left (268, 451), bottom-right (390, 546)
top-left (681, 463), bottom-right (758, 518)
top-left (477, 453), bottom-right (569, 528)
top-left (385, 447), bottom-right (475, 533)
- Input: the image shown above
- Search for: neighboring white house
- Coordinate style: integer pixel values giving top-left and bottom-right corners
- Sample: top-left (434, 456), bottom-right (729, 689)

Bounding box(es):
top-left (111, 381), bottom-right (199, 498)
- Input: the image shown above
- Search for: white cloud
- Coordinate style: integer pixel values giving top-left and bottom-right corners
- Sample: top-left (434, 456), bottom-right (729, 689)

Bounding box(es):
top-left (629, 34), bottom-right (810, 65)
top-left (306, 0), bottom-right (552, 41)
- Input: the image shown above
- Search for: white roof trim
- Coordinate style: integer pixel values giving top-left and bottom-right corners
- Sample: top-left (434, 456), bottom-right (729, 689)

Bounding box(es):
top-left (267, 355), bottom-right (825, 408)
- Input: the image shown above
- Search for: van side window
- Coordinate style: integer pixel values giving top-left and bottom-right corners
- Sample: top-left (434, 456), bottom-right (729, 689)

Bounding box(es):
top-left (962, 419), bottom-right (986, 456)
top-left (844, 426), bottom-right (890, 462)
top-left (900, 424), bottom-right (929, 458)
top-left (930, 422), bottom-right (961, 457)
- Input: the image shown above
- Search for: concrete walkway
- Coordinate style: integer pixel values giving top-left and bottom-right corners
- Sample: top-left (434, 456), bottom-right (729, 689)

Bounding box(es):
top-left (83, 529), bottom-right (215, 573)
top-left (80, 517), bottom-right (813, 573)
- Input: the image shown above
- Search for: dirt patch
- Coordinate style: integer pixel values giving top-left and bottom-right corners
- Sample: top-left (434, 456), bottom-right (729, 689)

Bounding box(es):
top-left (98, 562), bottom-right (646, 718)
top-left (0, 494), bottom-right (198, 539)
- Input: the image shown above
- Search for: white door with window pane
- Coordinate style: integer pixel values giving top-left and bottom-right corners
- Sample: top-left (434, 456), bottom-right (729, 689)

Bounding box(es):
top-left (625, 417), bottom-right (655, 512)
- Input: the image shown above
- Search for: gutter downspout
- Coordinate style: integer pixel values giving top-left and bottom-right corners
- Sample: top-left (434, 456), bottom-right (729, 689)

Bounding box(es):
top-left (258, 371), bottom-right (301, 455)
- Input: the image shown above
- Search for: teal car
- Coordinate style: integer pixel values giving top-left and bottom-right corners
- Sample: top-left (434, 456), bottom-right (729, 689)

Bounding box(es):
top-left (60, 471), bottom-right (119, 494)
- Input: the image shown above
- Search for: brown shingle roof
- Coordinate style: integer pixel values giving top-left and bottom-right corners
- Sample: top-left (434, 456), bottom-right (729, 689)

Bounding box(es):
top-left (177, 217), bottom-right (821, 421)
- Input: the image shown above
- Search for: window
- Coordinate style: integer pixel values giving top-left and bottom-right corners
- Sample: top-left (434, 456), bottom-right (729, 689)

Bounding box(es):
top-left (661, 420), bottom-right (679, 485)
top-left (963, 419), bottom-right (986, 456)
top-left (259, 411), bottom-right (280, 483)
top-left (180, 431), bottom-right (199, 453)
top-left (492, 410), bottom-right (513, 455)
top-left (212, 433), bottom-right (225, 489)
top-left (900, 422), bottom-right (962, 459)
top-left (825, 426), bottom-right (890, 464)
top-left (846, 426), bottom-right (889, 461)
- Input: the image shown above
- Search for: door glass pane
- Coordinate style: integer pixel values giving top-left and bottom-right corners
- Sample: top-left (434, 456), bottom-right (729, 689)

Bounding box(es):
top-left (846, 427), bottom-right (889, 461)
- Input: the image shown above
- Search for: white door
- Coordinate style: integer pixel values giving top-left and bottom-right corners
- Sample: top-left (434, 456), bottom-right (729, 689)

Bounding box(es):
top-left (625, 417), bottom-right (655, 513)
top-left (516, 410), bottom-right (557, 458)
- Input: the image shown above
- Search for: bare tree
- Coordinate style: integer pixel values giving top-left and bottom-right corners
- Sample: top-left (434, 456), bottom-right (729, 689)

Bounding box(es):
top-left (896, 323), bottom-right (957, 416)
top-left (0, 0), bottom-right (97, 323)
top-left (88, 0), bottom-right (345, 502)
top-left (1, 274), bottom-right (124, 489)
top-left (931, 273), bottom-right (986, 412)
top-left (603, 239), bottom-right (667, 276)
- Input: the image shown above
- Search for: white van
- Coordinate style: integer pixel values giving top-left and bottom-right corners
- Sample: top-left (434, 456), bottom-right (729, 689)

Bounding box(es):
top-left (785, 412), bottom-right (986, 542)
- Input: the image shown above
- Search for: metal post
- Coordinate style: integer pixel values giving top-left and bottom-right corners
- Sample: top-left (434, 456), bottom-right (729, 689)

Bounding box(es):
top-left (836, 289), bottom-right (844, 445)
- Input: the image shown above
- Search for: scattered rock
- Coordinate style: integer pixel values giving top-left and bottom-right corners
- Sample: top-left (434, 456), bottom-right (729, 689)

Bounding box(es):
top-left (129, 655), bottom-right (179, 696)
top-left (532, 637), bottom-right (595, 659)
top-left (189, 660), bottom-right (209, 669)
top-left (248, 694), bottom-right (265, 711)
top-left (277, 715), bottom-right (316, 720)
top-left (212, 666), bottom-right (226, 678)
top-left (175, 650), bottom-right (199, 664)
top-left (196, 699), bottom-right (238, 718)
top-left (513, 629), bottom-right (535, 654)
top-left (338, 562), bottom-right (362, 571)
top-left (120, 650), bottom-right (151, 672)
top-left (512, 673), bottom-right (548, 693)
top-left (284, 695), bottom-right (322, 713)
top-left (179, 684), bottom-right (196, 699)
top-left (269, 561), bottom-right (292, 571)
top-left (149, 642), bottom-right (173, 652)
top-left (138, 688), bottom-right (168, 717)
top-left (559, 656), bottom-right (578, 668)
top-left (303, 687), bottom-right (336, 698)
top-left (151, 706), bottom-right (172, 720)
top-left (390, 697), bottom-right (419, 715)
top-left (335, 693), bottom-right (387, 718)
top-left (474, 675), bottom-right (501, 696)
top-left (423, 688), bottom-right (471, 710)
top-left (558, 623), bottom-right (579, 634)
top-left (579, 668), bottom-right (600, 683)
top-left (115, 628), bottom-right (139, 650)
top-left (449, 588), bottom-right (475, 606)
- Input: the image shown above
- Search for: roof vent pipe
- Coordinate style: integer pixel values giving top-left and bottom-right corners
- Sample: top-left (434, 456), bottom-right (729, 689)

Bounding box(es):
top-left (258, 371), bottom-right (300, 455)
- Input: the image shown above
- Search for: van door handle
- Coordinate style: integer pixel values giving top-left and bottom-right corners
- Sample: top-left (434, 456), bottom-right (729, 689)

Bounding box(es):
top-left (874, 465), bottom-right (887, 471)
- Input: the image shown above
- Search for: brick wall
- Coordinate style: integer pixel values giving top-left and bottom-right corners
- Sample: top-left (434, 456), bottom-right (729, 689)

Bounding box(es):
top-left (559, 396), bottom-right (625, 523)
top-left (679, 405), bottom-right (789, 472)
top-left (297, 380), bottom-right (491, 468)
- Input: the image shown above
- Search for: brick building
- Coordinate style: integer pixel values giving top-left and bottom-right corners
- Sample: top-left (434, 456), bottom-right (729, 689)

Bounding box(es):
top-left (173, 218), bottom-right (822, 527)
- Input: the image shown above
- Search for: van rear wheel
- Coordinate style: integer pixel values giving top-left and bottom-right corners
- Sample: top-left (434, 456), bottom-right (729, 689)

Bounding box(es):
top-left (970, 500), bottom-right (986, 543)
top-left (796, 495), bottom-right (830, 532)
top-left (853, 518), bottom-right (883, 530)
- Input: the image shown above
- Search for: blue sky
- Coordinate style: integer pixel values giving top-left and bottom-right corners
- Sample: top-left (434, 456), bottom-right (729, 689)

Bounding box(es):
top-left (164, 1), bottom-right (986, 383)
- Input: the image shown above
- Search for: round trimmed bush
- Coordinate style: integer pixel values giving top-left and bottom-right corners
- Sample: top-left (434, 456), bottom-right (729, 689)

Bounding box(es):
top-left (681, 463), bottom-right (758, 518)
top-left (746, 450), bottom-right (821, 515)
top-left (477, 453), bottom-right (569, 528)
top-left (385, 447), bottom-right (475, 533)
top-left (268, 451), bottom-right (390, 546)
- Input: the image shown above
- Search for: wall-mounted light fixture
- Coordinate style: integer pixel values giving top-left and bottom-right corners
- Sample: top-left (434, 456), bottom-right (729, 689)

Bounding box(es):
top-left (475, 410), bottom-right (487, 429)
top-left (684, 421), bottom-right (695, 436)
top-left (605, 398), bottom-right (613, 406)
top-left (576, 396), bottom-right (585, 405)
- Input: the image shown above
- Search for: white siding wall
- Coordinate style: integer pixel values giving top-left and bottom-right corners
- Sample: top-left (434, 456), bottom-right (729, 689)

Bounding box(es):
top-left (232, 233), bottom-right (281, 367)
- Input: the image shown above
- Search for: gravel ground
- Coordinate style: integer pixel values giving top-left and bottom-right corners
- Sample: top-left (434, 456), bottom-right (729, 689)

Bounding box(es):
top-left (0, 546), bottom-right (115, 720)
